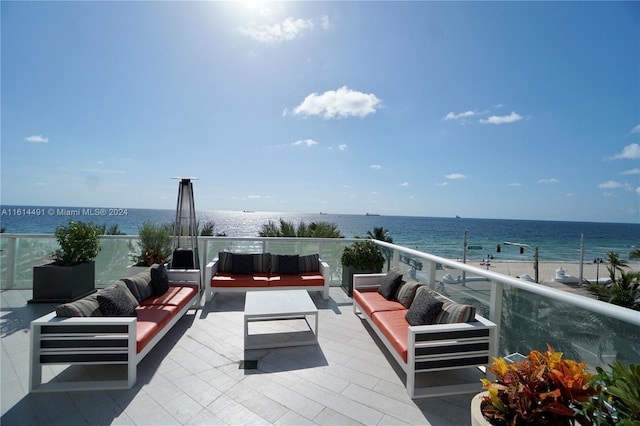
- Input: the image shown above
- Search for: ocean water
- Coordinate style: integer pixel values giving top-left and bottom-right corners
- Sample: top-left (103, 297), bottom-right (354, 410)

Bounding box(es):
top-left (1, 205), bottom-right (638, 262)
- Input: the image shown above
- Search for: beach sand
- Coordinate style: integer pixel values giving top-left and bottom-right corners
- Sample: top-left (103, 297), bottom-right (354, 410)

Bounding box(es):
top-left (444, 260), bottom-right (640, 297)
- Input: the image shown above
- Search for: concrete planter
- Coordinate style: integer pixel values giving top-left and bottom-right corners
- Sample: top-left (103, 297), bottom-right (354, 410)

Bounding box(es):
top-left (471, 391), bottom-right (492, 426)
top-left (31, 261), bottom-right (96, 303)
top-left (341, 265), bottom-right (380, 297)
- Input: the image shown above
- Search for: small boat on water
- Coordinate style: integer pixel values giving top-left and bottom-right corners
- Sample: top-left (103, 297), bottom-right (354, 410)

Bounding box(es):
top-left (365, 213), bottom-right (380, 216)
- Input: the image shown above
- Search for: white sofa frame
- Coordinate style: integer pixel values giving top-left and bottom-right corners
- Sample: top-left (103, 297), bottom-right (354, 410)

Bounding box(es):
top-left (29, 281), bottom-right (200, 393)
top-left (204, 257), bottom-right (330, 302)
top-left (353, 273), bottom-right (497, 398)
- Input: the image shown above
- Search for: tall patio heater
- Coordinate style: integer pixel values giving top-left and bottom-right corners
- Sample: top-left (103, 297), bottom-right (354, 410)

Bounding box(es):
top-left (171, 176), bottom-right (199, 270)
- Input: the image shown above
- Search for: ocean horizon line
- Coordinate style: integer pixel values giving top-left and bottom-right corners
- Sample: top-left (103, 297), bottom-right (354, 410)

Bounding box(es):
top-left (1, 204), bottom-right (638, 226)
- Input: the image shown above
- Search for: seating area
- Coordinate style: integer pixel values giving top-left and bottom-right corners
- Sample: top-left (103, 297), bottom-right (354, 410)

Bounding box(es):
top-left (205, 252), bottom-right (330, 301)
top-left (29, 264), bottom-right (200, 392)
top-left (352, 270), bottom-right (497, 398)
top-left (3, 286), bottom-right (472, 425)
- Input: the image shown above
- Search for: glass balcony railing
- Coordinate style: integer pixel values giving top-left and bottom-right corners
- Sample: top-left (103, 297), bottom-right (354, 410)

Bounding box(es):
top-left (1, 234), bottom-right (638, 370)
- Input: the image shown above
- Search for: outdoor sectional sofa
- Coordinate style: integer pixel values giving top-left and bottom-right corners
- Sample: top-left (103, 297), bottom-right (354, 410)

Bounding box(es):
top-left (204, 252), bottom-right (330, 302)
top-left (352, 270), bottom-right (497, 398)
top-left (29, 264), bottom-right (199, 392)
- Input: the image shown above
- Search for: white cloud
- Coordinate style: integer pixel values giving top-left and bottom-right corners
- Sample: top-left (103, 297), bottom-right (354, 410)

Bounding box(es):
top-left (292, 139), bottom-right (318, 147)
top-left (537, 178), bottom-right (560, 184)
top-left (445, 173), bottom-right (467, 180)
top-left (82, 168), bottom-right (126, 174)
top-left (479, 111), bottom-right (523, 124)
top-left (598, 180), bottom-right (634, 191)
top-left (621, 168), bottom-right (640, 175)
top-left (370, 164), bottom-right (381, 170)
top-left (320, 15), bottom-right (329, 30)
top-left (435, 182), bottom-right (449, 186)
top-left (400, 182), bottom-right (409, 186)
top-left (443, 111), bottom-right (476, 121)
top-left (239, 17), bottom-right (313, 43)
top-left (25, 135), bottom-right (48, 143)
top-left (287, 86), bottom-right (382, 119)
top-left (631, 124), bottom-right (640, 134)
top-left (608, 143), bottom-right (640, 160)
top-left (338, 144), bottom-right (347, 151)
top-left (507, 182), bottom-right (522, 187)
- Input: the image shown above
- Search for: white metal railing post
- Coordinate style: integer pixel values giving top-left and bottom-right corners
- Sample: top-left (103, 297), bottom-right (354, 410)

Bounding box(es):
top-left (489, 280), bottom-right (504, 358)
top-left (200, 237), bottom-right (209, 290)
top-left (428, 260), bottom-right (437, 289)
top-left (391, 246), bottom-right (400, 269)
top-left (5, 236), bottom-right (17, 289)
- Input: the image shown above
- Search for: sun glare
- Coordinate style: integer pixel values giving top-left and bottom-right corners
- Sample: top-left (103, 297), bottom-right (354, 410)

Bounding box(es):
top-left (238, 0), bottom-right (272, 16)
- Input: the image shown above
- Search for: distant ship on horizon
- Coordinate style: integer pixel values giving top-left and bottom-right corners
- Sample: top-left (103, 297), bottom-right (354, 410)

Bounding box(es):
top-left (365, 212), bottom-right (380, 216)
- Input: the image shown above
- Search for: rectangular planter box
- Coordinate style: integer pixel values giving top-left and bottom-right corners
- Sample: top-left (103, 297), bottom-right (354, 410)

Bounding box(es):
top-left (30, 261), bottom-right (96, 303)
top-left (341, 266), bottom-right (379, 297)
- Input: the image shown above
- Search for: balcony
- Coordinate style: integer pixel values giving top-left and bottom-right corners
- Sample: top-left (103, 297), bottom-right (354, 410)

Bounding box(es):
top-left (2, 235), bottom-right (639, 425)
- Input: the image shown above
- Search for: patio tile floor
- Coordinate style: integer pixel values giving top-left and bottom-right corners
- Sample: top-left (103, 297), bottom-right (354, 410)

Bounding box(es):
top-left (1, 288), bottom-right (473, 425)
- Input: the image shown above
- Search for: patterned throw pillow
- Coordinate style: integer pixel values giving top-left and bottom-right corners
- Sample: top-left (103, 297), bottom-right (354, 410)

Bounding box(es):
top-left (405, 287), bottom-right (444, 326)
top-left (377, 268), bottom-right (403, 300)
top-left (232, 254), bottom-right (254, 274)
top-left (277, 255), bottom-right (300, 275)
top-left (298, 254), bottom-right (320, 272)
top-left (433, 302), bottom-right (476, 324)
top-left (252, 253), bottom-right (271, 273)
top-left (56, 294), bottom-right (102, 317)
top-left (395, 281), bottom-right (422, 308)
top-left (122, 271), bottom-right (153, 303)
top-left (97, 282), bottom-right (138, 316)
top-left (150, 263), bottom-right (169, 295)
top-left (218, 252), bottom-right (234, 272)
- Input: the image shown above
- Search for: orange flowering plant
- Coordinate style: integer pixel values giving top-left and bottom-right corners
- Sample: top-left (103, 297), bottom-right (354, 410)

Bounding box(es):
top-left (481, 344), bottom-right (598, 426)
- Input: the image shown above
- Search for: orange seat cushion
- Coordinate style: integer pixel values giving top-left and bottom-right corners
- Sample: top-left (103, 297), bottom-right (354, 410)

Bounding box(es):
top-left (353, 289), bottom-right (406, 317)
top-left (269, 273), bottom-right (324, 287)
top-left (140, 285), bottom-right (198, 309)
top-left (371, 310), bottom-right (409, 362)
top-left (211, 273), bottom-right (270, 287)
top-left (135, 305), bottom-right (175, 353)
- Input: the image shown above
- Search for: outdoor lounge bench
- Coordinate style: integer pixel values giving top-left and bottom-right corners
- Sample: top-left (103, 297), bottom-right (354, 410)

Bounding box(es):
top-left (204, 252), bottom-right (330, 302)
top-left (353, 271), bottom-right (497, 398)
top-left (29, 265), bottom-right (200, 392)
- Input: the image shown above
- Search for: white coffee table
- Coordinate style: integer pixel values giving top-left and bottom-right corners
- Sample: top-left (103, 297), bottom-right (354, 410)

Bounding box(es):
top-left (244, 290), bottom-right (319, 350)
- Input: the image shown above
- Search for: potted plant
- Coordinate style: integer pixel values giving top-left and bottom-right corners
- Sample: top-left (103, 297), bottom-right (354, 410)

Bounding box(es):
top-left (127, 221), bottom-right (173, 275)
top-left (341, 240), bottom-right (385, 296)
top-left (473, 345), bottom-right (597, 426)
top-left (578, 360), bottom-right (640, 425)
top-left (31, 219), bottom-right (102, 303)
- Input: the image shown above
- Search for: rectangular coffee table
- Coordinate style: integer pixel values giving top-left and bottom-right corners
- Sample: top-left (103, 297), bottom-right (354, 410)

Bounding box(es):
top-left (244, 290), bottom-right (318, 350)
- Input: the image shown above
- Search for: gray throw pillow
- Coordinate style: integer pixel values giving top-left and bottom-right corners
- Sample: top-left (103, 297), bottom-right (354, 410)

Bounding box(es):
top-left (298, 254), bottom-right (320, 272)
top-left (377, 269), bottom-right (403, 300)
top-left (218, 252), bottom-right (234, 272)
top-left (97, 282), bottom-right (138, 316)
top-left (395, 281), bottom-right (422, 308)
top-left (56, 294), bottom-right (102, 317)
top-left (405, 287), bottom-right (444, 326)
top-left (122, 271), bottom-right (153, 303)
top-left (150, 263), bottom-right (169, 295)
top-left (277, 255), bottom-right (300, 275)
top-left (232, 254), bottom-right (254, 274)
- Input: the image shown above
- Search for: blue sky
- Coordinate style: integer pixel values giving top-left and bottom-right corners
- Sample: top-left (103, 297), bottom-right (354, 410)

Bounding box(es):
top-left (2, 1), bottom-right (639, 223)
